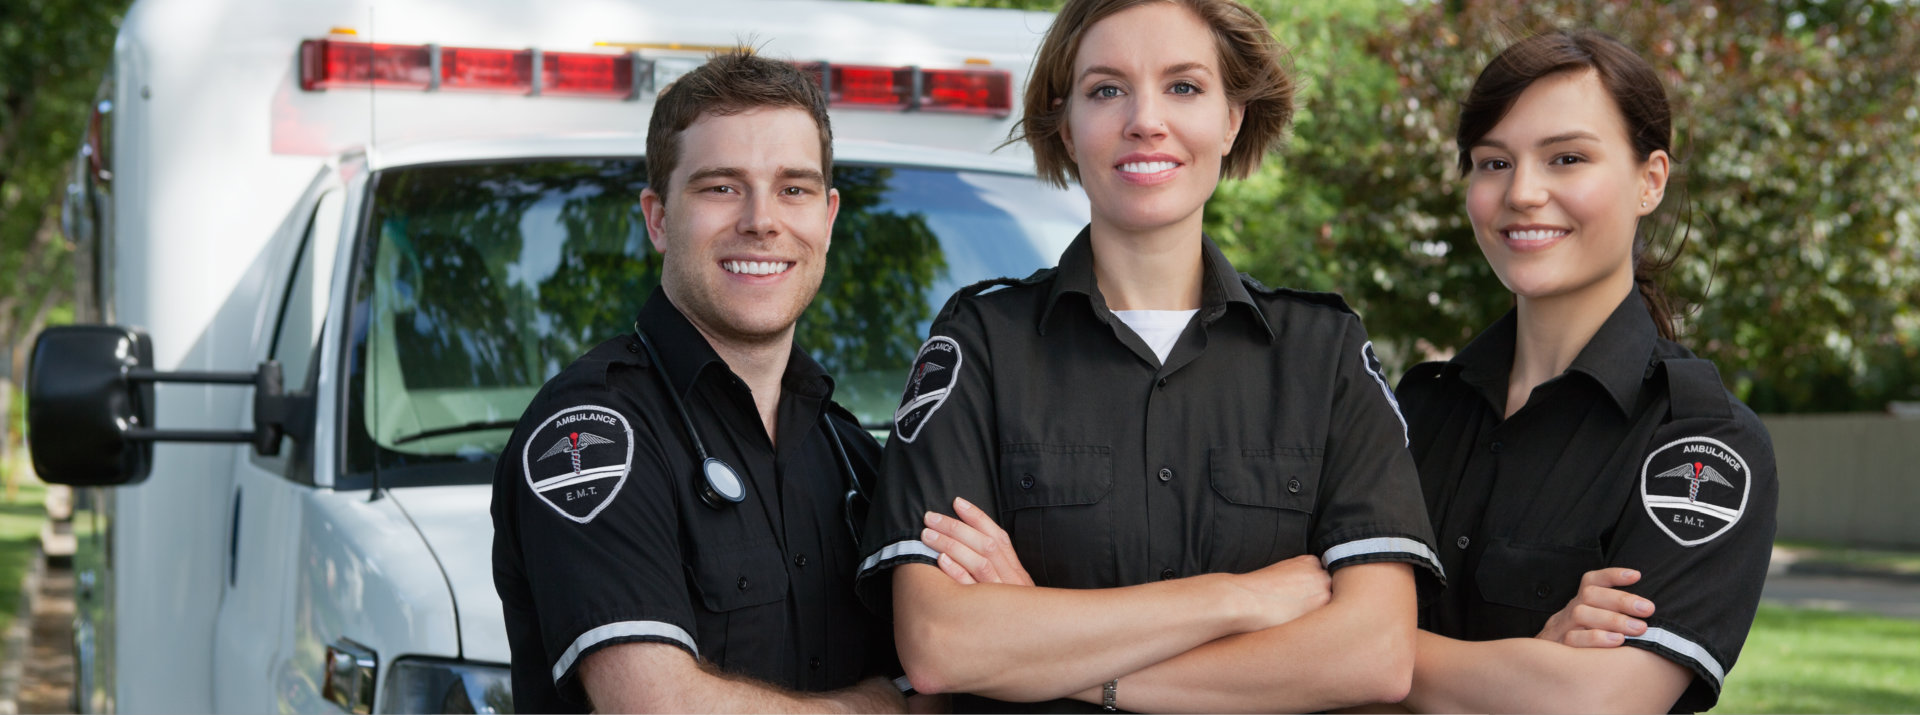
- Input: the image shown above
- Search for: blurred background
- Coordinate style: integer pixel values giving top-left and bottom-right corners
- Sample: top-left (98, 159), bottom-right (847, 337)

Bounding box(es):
top-left (0, 0), bottom-right (1915, 712)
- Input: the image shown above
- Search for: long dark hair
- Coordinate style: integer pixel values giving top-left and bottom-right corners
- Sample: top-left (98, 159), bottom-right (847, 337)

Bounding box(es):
top-left (1456, 29), bottom-right (1685, 341)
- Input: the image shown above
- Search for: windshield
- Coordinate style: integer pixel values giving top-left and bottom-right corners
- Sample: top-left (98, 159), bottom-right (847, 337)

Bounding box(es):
top-left (342, 157), bottom-right (1087, 486)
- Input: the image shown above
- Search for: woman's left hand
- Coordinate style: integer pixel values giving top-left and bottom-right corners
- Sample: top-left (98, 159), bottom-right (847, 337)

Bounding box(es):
top-left (921, 497), bottom-right (1035, 586)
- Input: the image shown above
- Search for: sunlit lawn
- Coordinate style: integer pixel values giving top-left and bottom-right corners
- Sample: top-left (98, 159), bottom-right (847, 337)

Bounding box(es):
top-left (1719, 603), bottom-right (1920, 713)
top-left (0, 468), bottom-right (45, 642)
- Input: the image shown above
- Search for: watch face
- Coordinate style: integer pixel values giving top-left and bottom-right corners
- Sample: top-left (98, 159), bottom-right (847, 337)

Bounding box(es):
top-left (704, 458), bottom-right (745, 502)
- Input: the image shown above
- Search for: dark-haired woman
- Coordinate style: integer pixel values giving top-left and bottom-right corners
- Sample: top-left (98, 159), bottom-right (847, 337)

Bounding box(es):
top-left (853, 0), bottom-right (1445, 711)
top-left (1393, 30), bottom-right (1778, 713)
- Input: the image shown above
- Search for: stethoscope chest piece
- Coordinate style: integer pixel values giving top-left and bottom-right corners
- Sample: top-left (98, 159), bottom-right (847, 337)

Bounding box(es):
top-left (700, 457), bottom-right (746, 508)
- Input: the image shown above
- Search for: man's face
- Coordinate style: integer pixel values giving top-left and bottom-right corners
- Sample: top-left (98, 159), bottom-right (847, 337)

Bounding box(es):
top-left (643, 107), bottom-right (838, 347)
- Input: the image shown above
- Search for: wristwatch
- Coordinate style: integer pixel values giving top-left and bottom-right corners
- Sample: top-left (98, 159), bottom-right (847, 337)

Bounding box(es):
top-left (1102, 678), bottom-right (1118, 712)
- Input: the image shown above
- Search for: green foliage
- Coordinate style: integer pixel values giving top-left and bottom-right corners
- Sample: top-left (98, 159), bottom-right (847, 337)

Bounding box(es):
top-left (1721, 603), bottom-right (1920, 712)
top-left (0, 0), bottom-right (127, 360)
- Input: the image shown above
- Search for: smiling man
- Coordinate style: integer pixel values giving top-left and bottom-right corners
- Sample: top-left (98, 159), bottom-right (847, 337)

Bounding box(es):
top-left (491, 50), bottom-right (905, 713)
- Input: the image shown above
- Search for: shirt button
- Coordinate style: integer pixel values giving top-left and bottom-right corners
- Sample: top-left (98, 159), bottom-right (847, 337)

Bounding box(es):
top-left (1160, 568), bottom-right (1176, 581)
top-left (1286, 479), bottom-right (1302, 494)
top-left (809, 656), bottom-right (823, 671)
top-left (737, 576), bottom-right (749, 591)
top-left (1157, 378), bottom-right (1168, 388)
top-left (793, 553), bottom-right (808, 568)
top-left (1456, 535), bottom-right (1470, 549)
top-left (626, 342), bottom-right (640, 353)
top-left (1489, 441), bottom-right (1504, 454)
top-left (1158, 468), bottom-right (1173, 483)
top-left (1535, 582), bottom-right (1552, 599)
top-left (1019, 473), bottom-right (1036, 490)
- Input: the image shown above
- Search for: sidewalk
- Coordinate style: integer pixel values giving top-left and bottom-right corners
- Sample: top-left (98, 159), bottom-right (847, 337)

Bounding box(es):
top-left (1762, 545), bottom-right (1920, 620)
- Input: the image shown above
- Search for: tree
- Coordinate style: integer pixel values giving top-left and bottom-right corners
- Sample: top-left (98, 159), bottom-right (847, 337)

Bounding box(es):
top-left (0, 0), bottom-right (129, 476)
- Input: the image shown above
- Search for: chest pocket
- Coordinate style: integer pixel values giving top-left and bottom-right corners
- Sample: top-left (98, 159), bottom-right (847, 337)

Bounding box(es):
top-left (688, 539), bottom-right (790, 671)
top-left (1208, 447), bottom-right (1319, 572)
top-left (997, 443), bottom-right (1113, 587)
top-left (1473, 538), bottom-right (1602, 632)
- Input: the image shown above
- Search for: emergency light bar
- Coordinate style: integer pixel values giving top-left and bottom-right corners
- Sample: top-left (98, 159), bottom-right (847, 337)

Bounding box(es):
top-left (298, 38), bottom-right (1012, 115)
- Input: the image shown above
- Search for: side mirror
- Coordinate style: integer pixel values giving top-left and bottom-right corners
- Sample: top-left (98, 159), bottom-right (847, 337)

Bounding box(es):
top-left (26, 326), bottom-right (156, 486)
top-left (26, 325), bottom-right (315, 487)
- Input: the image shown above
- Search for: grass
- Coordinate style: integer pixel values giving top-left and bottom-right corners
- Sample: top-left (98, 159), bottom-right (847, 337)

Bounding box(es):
top-left (1718, 603), bottom-right (1920, 713)
top-left (0, 463), bottom-right (45, 643)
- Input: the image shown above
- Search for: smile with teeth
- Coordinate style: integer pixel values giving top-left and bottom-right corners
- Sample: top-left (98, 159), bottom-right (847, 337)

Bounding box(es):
top-left (1119, 161), bottom-right (1179, 174)
top-left (1504, 229), bottom-right (1569, 242)
top-left (723, 260), bottom-right (793, 276)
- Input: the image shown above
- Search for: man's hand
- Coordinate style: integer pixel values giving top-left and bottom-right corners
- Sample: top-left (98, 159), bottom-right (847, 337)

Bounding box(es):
top-left (1536, 567), bottom-right (1656, 647)
top-left (922, 497), bottom-right (1034, 586)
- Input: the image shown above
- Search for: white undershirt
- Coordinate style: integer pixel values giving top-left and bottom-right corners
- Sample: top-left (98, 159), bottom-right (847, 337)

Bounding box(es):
top-left (1112, 309), bottom-right (1200, 365)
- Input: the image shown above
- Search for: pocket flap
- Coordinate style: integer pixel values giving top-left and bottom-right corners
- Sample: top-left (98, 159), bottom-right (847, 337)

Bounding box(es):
top-left (998, 443), bottom-right (1113, 510)
top-left (1473, 538), bottom-right (1602, 612)
top-left (689, 540), bottom-right (790, 612)
top-left (1208, 447), bottom-right (1320, 513)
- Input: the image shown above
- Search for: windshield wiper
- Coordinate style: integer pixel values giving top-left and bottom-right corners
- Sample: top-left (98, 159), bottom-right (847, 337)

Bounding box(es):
top-left (392, 419), bottom-right (521, 445)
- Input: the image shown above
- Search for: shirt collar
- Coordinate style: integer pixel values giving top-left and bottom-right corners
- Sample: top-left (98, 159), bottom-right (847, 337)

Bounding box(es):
top-left (1037, 225), bottom-right (1272, 342)
top-left (1452, 292), bottom-right (1658, 415)
top-left (634, 286), bottom-right (834, 402)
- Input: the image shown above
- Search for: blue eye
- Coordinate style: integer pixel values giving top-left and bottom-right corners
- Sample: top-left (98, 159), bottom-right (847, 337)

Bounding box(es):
top-left (1087, 85), bottom-right (1123, 99)
top-left (1170, 81), bottom-right (1200, 95)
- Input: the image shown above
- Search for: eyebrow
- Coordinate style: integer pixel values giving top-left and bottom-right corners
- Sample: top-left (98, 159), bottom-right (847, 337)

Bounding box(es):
top-left (682, 166), bottom-right (827, 186)
top-left (1079, 61), bottom-right (1214, 82)
top-left (1472, 131), bottom-right (1604, 151)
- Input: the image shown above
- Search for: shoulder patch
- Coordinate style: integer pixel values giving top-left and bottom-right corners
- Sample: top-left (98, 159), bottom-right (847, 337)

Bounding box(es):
top-left (893, 336), bottom-right (963, 443)
top-left (1641, 435), bottom-right (1751, 547)
top-left (522, 405), bottom-right (635, 524)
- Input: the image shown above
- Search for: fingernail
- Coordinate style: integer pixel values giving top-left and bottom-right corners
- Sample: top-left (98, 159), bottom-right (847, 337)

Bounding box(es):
top-left (921, 528), bottom-right (938, 543)
top-left (925, 511), bottom-right (943, 526)
top-left (1609, 632), bottom-right (1624, 644)
top-left (955, 497), bottom-right (974, 512)
top-left (1629, 619), bottom-right (1645, 633)
top-left (1635, 600), bottom-right (1652, 615)
top-left (1625, 570), bottom-right (1639, 579)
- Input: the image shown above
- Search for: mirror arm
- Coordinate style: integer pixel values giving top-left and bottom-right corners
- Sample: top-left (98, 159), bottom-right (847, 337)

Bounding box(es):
top-left (121, 361), bottom-right (314, 456)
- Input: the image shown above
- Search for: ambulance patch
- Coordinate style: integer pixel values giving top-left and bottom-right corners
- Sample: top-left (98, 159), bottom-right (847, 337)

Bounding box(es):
top-left (1640, 435), bottom-right (1750, 547)
top-left (894, 336), bottom-right (962, 443)
top-left (523, 405), bottom-right (634, 524)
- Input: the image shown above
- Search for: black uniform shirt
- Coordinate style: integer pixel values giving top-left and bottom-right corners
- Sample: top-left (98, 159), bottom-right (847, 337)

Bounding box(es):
top-left (492, 288), bottom-right (893, 713)
top-left (1396, 294), bottom-right (1778, 713)
top-left (858, 229), bottom-right (1442, 713)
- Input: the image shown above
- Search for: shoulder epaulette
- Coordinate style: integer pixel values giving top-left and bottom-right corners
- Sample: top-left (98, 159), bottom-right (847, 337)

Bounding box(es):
top-left (1238, 274), bottom-right (1355, 316)
top-left (933, 268), bottom-right (1057, 325)
top-left (1658, 358), bottom-right (1732, 421)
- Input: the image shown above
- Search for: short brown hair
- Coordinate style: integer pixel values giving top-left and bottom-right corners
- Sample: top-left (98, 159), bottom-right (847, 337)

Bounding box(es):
top-left (1014, 0), bottom-right (1295, 188)
top-left (645, 49), bottom-right (833, 196)
top-left (1456, 29), bottom-right (1684, 341)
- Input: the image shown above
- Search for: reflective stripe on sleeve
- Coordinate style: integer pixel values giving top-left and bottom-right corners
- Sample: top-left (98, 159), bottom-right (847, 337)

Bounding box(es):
top-left (551, 620), bottom-right (698, 684)
top-left (1627, 627), bottom-right (1726, 686)
top-left (1321, 536), bottom-right (1445, 579)
top-left (858, 539), bottom-right (940, 576)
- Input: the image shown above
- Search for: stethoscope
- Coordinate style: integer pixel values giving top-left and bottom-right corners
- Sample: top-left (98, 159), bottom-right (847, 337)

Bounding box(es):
top-left (632, 325), bottom-right (869, 542)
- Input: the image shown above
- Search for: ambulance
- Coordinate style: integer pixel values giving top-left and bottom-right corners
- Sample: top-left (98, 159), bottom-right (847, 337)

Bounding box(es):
top-left (28, 0), bottom-right (1088, 711)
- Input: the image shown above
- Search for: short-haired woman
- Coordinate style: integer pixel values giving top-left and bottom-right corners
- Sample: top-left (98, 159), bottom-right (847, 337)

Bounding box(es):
top-left (855, 0), bottom-right (1444, 711)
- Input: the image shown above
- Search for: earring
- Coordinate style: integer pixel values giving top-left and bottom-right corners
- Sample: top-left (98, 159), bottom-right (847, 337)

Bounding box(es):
top-left (1641, 201), bottom-right (1648, 208)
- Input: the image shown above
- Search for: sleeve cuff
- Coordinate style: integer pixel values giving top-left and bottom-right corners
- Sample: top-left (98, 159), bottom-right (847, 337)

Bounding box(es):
top-left (1626, 625), bottom-right (1727, 691)
top-left (551, 620), bottom-right (698, 685)
top-left (1321, 536), bottom-right (1447, 584)
top-left (858, 539), bottom-right (940, 577)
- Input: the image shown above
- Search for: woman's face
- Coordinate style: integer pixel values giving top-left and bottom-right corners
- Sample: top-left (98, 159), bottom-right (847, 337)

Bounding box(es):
top-left (1464, 69), bottom-right (1668, 304)
top-left (1061, 2), bottom-right (1244, 236)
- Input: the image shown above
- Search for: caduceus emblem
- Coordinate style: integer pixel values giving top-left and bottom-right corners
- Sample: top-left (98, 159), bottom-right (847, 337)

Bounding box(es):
top-left (1653, 461), bottom-right (1733, 503)
top-left (537, 431), bottom-right (616, 475)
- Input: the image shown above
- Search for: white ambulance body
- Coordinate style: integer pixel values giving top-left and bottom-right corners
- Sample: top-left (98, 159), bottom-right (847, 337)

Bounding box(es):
top-left (36, 0), bottom-right (1087, 711)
